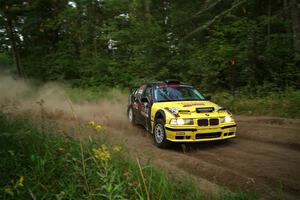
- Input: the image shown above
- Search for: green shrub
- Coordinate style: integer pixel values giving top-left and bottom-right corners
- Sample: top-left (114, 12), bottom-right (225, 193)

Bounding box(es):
top-left (213, 90), bottom-right (300, 118)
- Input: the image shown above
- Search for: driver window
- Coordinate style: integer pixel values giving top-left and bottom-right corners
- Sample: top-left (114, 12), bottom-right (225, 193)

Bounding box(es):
top-left (142, 86), bottom-right (152, 102)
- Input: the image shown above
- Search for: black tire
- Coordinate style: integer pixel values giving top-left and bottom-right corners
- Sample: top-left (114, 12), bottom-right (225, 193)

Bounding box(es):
top-left (128, 107), bottom-right (136, 125)
top-left (153, 119), bottom-right (170, 148)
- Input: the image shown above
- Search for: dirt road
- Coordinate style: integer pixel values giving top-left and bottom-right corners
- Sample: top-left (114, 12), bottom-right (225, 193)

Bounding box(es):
top-left (93, 113), bottom-right (299, 200)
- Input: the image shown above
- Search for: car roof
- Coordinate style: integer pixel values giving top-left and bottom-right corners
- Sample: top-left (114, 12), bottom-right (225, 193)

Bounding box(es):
top-left (143, 80), bottom-right (192, 87)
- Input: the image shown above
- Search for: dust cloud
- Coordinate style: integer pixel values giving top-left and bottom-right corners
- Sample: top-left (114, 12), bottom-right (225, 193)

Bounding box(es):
top-left (0, 75), bottom-right (130, 129)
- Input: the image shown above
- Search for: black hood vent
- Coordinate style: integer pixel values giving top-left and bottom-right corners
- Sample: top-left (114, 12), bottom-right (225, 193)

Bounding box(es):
top-left (196, 107), bottom-right (214, 113)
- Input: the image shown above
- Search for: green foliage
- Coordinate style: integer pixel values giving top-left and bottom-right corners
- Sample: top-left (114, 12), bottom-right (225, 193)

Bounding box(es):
top-left (65, 86), bottom-right (127, 102)
top-left (213, 89), bottom-right (300, 118)
top-left (1, 0), bottom-right (298, 90)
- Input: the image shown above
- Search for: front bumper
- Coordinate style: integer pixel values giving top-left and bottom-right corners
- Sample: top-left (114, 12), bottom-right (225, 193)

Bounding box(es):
top-left (164, 123), bottom-right (237, 142)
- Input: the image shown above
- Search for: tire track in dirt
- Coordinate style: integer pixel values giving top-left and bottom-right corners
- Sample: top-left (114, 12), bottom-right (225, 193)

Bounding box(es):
top-left (100, 116), bottom-right (300, 200)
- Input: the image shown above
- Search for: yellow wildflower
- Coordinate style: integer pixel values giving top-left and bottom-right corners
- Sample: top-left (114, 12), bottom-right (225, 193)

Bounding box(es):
top-left (4, 187), bottom-right (13, 196)
top-left (93, 144), bottom-right (111, 161)
top-left (59, 191), bottom-right (65, 197)
top-left (88, 120), bottom-right (95, 127)
top-left (17, 176), bottom-right (24, 188)
top-left (113, 145), bottom-right (122, 153)
top-left (95, 125), bottom-right (102, 132)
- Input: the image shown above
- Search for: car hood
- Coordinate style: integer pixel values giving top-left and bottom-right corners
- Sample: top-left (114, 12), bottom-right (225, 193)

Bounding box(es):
top-left (155, 100), bottom-right (219, 113)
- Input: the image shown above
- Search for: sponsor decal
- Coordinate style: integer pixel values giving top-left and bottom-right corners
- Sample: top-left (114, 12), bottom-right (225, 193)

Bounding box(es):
top-left (165, 107), bottom-right (180, 117)
top-left (157, 84), bottom-right (192, 88)
top-left (138, 85), bottom-right (146, 94)
top-left (158, 84), bottom-right (178, 88)
top-left (196, 107), bottom-right (214, 113)
top-left (178, 110), bottom-right (190, 113)
top-left (182, 103), bottom-right (205, 107)
top-left (138, 89), bottom-right (143, 94)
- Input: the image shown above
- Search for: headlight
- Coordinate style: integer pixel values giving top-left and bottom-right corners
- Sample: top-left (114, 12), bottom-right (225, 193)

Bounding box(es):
top-left (170, 118), bottom-right (194, 125)
top-left (220, 116), bottom-right (234, 123)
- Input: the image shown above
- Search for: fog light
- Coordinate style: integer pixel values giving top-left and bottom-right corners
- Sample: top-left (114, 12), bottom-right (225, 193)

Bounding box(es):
top-left (176, 131), bottom-right (185, 135)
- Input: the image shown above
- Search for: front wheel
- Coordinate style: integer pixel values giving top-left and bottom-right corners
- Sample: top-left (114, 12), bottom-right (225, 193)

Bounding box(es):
top-left (153, 119), bottom-right (170, 148)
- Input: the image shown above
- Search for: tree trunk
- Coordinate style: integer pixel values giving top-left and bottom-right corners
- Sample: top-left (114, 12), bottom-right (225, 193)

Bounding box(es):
top-left (5, 16), bottom-right (24, 77)
top-left (182, 0), bottom-right (247, 40)
top-left (267, 0), bottom-right (271, 48)
top-left (144, 0), bottom-right (151, 25)
top-left (291, 0), bottom-right (300, 52)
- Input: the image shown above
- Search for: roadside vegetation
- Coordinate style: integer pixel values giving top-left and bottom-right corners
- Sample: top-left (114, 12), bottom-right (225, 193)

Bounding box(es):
top-left (0, 113), bottom-right (255, 200)
top-left (66, 86), bottom-right (300, 119)
top-left (213, 89), bottom-right (300, 118)
top-left (65, 86), bottom-right (128, 103)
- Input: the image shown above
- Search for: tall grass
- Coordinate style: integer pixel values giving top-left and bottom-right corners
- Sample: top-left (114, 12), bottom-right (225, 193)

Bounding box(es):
top-left (213, 90), bottom-right (300, 118)
top-left (65, 86), bottom-right (127, 103)
top-left (0, 113), bottom-right (255, 200)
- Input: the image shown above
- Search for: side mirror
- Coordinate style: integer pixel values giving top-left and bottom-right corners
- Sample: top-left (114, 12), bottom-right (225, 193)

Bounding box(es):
top-left (141, 97), bottom-right (149, 103)
top-left (205, 95), bottom-right (211, 100)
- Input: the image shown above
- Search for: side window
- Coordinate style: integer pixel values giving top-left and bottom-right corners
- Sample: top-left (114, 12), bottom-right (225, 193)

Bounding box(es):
top-left (136, 85), bottom-right (146, 100)
top-left (142, 86), bottom-right (152, 102)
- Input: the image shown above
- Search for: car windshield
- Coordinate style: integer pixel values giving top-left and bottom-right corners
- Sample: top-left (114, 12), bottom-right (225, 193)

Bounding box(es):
top-left (154, 85), bottom-right (205, 102)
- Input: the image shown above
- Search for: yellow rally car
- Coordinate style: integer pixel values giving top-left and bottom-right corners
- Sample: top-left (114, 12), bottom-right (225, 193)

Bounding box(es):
top-left (127, 80), bottom-right (237, 148)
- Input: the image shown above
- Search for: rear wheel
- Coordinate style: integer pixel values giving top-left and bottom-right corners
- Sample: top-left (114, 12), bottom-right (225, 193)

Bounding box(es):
top-left (153, 119), bottom-right (170, 148)
top-left (128, 107), bottom-right (136, 125)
